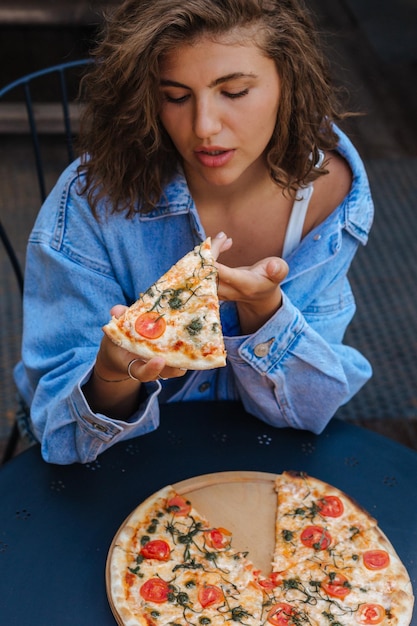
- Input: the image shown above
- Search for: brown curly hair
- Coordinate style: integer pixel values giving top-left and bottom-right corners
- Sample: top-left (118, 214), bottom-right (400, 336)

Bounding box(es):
top-left (77, 0), bottom-right (348, 217)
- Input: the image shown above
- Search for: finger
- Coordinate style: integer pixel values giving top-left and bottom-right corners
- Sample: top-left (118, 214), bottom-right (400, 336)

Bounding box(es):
top-left (129, 358), bottom-right (187, 383)
top-left (110, 304), bottom-right (128, 318)
top-left (266, 258), bottom-right (289, 283)
top-left (129, 357), bottom-right (165, 382)
top-left (159, 367), bottom-right (188, 380)
top-left (211, 231), bottom-right (233, 260)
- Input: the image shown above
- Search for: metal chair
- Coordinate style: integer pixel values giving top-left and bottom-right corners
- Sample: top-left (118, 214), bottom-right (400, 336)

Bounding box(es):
top-left (0, 59), bottom-right (92, 464)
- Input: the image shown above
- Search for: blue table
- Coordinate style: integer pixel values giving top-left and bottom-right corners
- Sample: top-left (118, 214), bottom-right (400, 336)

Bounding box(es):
top-left (0, 401), bottom-right (416, 624)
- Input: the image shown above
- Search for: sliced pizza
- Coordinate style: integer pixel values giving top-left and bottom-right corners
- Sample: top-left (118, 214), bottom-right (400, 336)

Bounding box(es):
top-left (103, 238), bottom-right (226, 370)
top-left (107, 473), bottom-right (414, 626)
top-left (271, 471), bottom-right (414, 626)
top-left (108, 485), bottom-right (263, 626)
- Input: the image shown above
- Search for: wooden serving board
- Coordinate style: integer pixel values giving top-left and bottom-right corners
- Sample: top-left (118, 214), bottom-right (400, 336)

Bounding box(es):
top-left (173, 471), bottom-right (278, 573)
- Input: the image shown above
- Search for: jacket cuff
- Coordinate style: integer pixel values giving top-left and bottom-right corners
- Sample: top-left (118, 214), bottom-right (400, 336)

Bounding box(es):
top-left (225, 293), bottom-right (306, 375)
top-left (70, 366), bottom-right (161, 442)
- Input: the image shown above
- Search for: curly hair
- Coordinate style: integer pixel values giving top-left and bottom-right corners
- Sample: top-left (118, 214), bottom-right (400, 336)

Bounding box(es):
top-left (77, 0), bottom-right (348, 217)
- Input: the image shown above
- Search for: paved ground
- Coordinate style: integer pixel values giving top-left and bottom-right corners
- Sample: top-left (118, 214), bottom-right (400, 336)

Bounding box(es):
top-left (1, 0), bottom-right (417, 460)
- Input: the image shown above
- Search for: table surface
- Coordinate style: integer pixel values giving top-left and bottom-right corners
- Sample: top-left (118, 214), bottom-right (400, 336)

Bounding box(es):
top-left (0, 401), bottom-right (416, 625)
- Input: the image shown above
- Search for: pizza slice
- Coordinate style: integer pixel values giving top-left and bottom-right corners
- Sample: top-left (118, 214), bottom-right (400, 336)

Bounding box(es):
top-left (103, 238), bottom-right (226, 370)
top-left (108, 485), bottom-right (264, 626)
top-left (270, 471), bottom-right (414, 626)
top-left (271, 470), bottom-right (379, 571)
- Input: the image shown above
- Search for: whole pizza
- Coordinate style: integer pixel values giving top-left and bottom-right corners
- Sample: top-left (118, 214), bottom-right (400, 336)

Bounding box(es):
top-left (107, 471), bottom-right (414, 625)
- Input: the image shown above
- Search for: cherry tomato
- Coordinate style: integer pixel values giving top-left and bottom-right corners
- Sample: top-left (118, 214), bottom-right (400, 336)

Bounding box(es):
top-left (322, 573), bottom-right (351, 598)
top-left (198, 584), bottom-right (224, 608)
top-left (317, 495), bottom-right (344, 517)
top-left (204, 527), bottom-right (232, 549)
top-left (300, 525), bottom-right (332, 550)
top-left (140, 578), bottom-right (170, 603)
top-left (140, 539), bottom-right (171, 561)
top-left (135, 311), bottom-right (166, 339)
top-left (355, 603), bottom-right (386, 624)
top-left (363, 549), bottom-right (390, 570)
top-left (267, 603), bottom-right (296, 625)
top-left (166, 495), bottom-right (191, 517)
top-left (258, 571), bottom-right (282, 590)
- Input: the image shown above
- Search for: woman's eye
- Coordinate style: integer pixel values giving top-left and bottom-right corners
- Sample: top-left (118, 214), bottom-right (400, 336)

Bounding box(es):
top-left (163, 93), bottom-right (190, 104)
top-left (223, 88), bottom-right (249, 99)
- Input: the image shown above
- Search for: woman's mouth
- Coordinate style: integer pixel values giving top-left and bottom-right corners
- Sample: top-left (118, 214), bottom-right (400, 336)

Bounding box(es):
top-left (194, 148), bottom-right (235, 168)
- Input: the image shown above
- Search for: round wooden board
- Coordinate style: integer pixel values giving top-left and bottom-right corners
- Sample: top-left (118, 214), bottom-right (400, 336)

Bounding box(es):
top-left (106, 471), bottom-right (278, 624)
top-left (173, 471), bottom-right (278, 573)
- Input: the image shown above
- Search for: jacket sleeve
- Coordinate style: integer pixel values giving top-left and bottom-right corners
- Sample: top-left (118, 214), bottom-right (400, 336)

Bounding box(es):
top-left (18, 238), bottom-right (163, 464)
top-left (225, 296), bottom-right (371, 435)
top-left (15, 168), bottom-right (166, 464)
top-left (222, 237), bottom-right (372, 434)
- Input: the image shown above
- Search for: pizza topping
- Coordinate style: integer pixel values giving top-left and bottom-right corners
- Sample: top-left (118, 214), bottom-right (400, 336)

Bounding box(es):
top-left (185, 317), bottom-right (203, 336)
top-left (300, 525), bottom-right (332, 550)
top-left (258, 571), bottom-right (282, 590)
top-left (267, 602), bottom-right (297, 625)
top-left (362, 549), bottom-right (390, 570)
top-left (321, 572), bottom-right (352, 598)
top-left (281, 529), bottom-right (294, 542)
top-left (317, 495), bottom-right (344, 518)
top-left (140, 539), bottom-right (171, 561)
top-left (140, 578), bottom-right (170, 603)
top-left (204, 527), bottom-right (232, 550)
top-left (198, 583), bottom-right (225, 608)
top-left (135, 311), bottom-right (166, 339)
top-left (166, 495), bottom-right (192, 517)
top-left (355, 603), bottom-right (386, 624)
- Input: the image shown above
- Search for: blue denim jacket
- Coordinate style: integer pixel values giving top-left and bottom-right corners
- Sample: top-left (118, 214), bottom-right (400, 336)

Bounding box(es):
top-left (14, 127), bottom-right (374, 464)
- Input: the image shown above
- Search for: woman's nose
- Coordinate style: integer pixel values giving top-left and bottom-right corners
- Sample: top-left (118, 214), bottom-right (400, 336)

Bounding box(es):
top-left (193, 99), bottom-right (222, 139)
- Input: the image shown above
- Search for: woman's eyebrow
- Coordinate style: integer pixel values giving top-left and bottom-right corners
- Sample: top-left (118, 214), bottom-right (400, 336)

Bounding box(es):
top-left (160, 79), bottom-right (190, 89)
top-left (160, 72), bottom-right (257, 89)
top-left (210, 72), bottom-right (257, 87)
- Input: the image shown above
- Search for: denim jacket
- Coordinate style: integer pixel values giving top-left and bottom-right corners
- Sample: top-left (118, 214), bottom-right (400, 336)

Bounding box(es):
top-left (14, 127), bottom-right (374, 464)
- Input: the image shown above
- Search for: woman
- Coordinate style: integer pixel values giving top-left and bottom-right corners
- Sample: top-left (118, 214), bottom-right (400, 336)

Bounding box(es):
top-left (15, 0), bottom-right (374, 463)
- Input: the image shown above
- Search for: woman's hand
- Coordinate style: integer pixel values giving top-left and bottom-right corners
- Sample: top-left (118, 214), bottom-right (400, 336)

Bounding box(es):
top-left (83, 306), bottom-right (186, 420)
top-left (96, 305), bottom-right (187, 383)
top-left (211, 232), bottom-right (289, 334)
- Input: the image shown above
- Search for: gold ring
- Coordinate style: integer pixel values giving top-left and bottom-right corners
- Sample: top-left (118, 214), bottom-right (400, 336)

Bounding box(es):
top-left (127, 359), bottom-right (143, 382)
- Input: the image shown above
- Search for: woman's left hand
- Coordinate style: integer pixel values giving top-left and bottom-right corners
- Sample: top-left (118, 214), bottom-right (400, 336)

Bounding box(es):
top-left (215, 257), bottom-right (289, 333)
top-left (211, 232), bottom-right (289, 333)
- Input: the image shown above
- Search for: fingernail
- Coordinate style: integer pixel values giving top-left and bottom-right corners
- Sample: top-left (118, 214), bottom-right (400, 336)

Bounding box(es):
top-left (215, 231), bottom-right (226, 239)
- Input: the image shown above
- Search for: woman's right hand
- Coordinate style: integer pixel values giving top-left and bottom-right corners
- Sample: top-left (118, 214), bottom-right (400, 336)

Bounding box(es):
top-left (95, 306), bottom-right (186, 384)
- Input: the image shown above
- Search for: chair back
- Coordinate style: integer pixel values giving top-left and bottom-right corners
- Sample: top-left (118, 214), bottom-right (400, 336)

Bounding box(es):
top-left (0, 58), bottom-right (92, 463)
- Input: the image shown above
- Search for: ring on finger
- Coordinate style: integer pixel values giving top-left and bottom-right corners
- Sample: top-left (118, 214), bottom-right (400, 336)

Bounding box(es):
top-left (127, 359), bottom-right (143, 382)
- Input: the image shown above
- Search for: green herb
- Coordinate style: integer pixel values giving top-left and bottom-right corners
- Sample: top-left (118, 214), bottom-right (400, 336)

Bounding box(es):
top-left (168, 296), bottom-right (183, 309)
top-left (230, 605), bottom-right (253, 623)
top-left (172, 558), bottom-right (204, 572)
top-left (147, 518), bottom-right (159, 533)
top-left (185, 318), bottom-right (203, 336)
top-left (282, 529), bottom-right (294, 542)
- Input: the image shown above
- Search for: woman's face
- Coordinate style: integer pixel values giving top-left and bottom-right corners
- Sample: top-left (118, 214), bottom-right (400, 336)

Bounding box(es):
top-left (158, 32), bottom-right (281, 192)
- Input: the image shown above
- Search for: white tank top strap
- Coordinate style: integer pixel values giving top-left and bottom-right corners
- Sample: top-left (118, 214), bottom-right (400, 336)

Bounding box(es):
top-left (282, 183), bottom-right (314, 259)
